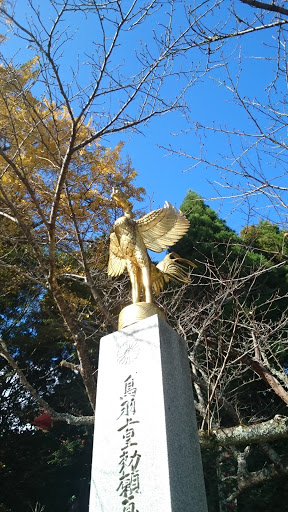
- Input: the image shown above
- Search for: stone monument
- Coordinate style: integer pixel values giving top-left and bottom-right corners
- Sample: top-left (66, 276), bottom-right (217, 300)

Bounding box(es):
top-left (89, 190), bottom-right (208, 511)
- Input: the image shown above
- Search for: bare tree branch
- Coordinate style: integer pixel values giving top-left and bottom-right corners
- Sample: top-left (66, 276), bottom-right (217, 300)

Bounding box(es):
top-left (241, 0), bottom-right (288, 17)
top-left (199, 415), bottom-right (288, 449)
top-left (0, 337), bottom-right (94, 425)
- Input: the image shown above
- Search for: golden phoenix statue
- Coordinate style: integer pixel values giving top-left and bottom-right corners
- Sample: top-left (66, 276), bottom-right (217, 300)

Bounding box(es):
top-left (108, 188), bottom-right (195, 329)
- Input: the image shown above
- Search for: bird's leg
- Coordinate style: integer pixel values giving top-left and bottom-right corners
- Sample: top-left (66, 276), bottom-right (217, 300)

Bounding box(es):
top-left (127, 264), bottom-right (140, 303)
top-left (132, 278), bottom-right (140, 303)
top-left (142, 264), bottom-right (153, 303)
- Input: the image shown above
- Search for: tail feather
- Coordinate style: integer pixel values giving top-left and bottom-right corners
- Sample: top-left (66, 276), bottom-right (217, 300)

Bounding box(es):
top-left (151, 252), bottom-right (196, 295)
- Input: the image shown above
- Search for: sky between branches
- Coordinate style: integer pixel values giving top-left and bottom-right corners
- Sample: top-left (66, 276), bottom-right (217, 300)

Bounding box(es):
top-left (2, 0), bottom-right (286, 233)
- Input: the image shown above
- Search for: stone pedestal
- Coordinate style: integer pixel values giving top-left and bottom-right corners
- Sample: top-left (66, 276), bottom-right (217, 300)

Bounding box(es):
top-left (89, 315), bottom-right (208, 512)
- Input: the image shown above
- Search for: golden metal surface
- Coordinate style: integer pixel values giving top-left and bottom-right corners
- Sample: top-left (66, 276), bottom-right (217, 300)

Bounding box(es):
top-left (108, 187), bottom-right (196, 328)
top-left (118, 302), bottom-right (166, 330)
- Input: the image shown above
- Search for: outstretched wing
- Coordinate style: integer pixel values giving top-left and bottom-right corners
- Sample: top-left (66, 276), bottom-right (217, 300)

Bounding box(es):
top-left (156, 252), bottom-right (197, 283)
top-left (107, 232), bottom-right (126, 277)
top-left (136, 202), bottom-right (189, 252)
top-left (151, 253), bottom-right (196, 295)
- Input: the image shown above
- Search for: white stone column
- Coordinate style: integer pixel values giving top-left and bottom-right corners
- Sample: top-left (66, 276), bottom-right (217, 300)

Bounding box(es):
top-left (89, 315), bottom-right (208, 512)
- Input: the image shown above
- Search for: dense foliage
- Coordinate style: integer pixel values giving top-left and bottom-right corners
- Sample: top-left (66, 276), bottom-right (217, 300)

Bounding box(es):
top-left (172, 191), bottom-right (288, 510)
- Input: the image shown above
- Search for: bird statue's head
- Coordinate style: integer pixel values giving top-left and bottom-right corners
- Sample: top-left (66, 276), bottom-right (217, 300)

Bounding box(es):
top-left (111, 187), bottom-right (133, 216)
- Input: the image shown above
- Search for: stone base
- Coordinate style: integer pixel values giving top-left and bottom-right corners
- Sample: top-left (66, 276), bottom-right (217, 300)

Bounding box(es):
top-left (89, 315), bottom-right (208, 512)
top-left (118, 301), bottom-right (166, 330)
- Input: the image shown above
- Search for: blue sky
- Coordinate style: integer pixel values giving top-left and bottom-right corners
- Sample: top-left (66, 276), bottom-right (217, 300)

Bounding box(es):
top-left (2, 1), bottom-right (287, 233)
